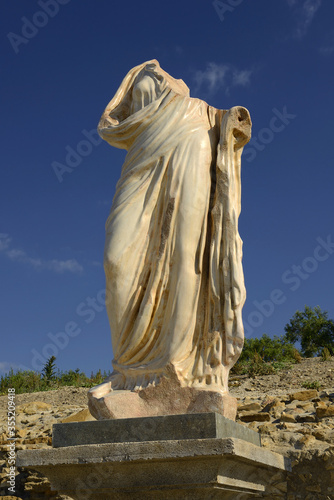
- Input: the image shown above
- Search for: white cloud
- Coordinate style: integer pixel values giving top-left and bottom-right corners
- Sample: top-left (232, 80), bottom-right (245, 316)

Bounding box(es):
top-left (232, 69), bottom-right (252, 87)
top-left (7, 248), bottom-right (27, 261)
top-left (0, 361), bottom-right (26, 374)
top-left (0, 234), bottom-right (11, 251)
top-left (287, 0), bottom-right (322, 39)
top-left (193, 62), bottom-right (253, 95)
top-left (0, 234), bottom-right (83, 274)
top-left (47, 259), bottom-right (83, 274)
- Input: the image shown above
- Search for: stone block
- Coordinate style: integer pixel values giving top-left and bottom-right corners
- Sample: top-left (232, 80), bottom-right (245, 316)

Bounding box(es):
top-left (238, 402), bottom-right (262, 412)
top-left (17, 437), bottom-right (290, 499)
top-left (53, 412), bottom-right (261, 448)
top-left (316, 404), bottom-right (334, 419)
top-left (239, 411), bottom-right (271, 423)
top-left (289, 390), bottom-right (318, 402)
top-left (61, 408), bottom-right (96, 423)
top-left (280, 412), bottom-right (297, 423)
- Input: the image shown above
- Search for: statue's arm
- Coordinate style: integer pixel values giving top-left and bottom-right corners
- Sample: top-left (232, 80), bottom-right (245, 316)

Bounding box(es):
top-left (225, 106), bottom-right (252, 150)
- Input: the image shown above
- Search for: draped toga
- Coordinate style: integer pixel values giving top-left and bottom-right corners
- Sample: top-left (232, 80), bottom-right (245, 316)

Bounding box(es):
top-left (97, 60), bottom-right (251, 394)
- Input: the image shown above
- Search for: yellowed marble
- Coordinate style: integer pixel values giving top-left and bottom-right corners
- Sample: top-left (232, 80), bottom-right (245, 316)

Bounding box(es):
top-left (89, 60), bottom-right (251, 416)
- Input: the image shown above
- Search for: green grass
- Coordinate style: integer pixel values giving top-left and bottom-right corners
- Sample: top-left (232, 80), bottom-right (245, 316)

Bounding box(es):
top-left (0, 366), bottom-right (111, 395)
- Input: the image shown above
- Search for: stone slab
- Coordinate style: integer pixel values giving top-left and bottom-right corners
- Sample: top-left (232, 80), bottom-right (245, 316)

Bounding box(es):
top-left (17, 437), bottom-right (290, 500)
top-left (53, 412), bottom-right (261, 448)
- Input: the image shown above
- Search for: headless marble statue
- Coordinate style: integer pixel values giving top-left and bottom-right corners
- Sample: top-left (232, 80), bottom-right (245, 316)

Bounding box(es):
top-left (88, 60), bottom-right (251, 420)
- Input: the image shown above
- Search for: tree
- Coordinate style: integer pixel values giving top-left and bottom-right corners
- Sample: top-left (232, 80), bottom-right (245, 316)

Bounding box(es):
top-left (42, 356), bottom-right (57, 382)
top-left (284, 306), bottom-right (334, 357)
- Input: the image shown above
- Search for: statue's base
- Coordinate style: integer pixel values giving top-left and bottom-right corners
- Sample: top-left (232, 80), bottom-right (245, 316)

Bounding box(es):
top-left (17, 413), bottom-right (290, 499)
top-left (88, 367), bottom-right (238, 420)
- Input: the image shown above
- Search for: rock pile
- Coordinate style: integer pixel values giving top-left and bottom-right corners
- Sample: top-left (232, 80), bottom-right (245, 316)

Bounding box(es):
top-left (0, 387), bottom-right (89, 499)
top-left (234, 387), bottom-right (334, 499)
top-left (231, 357), bottom-right (334, 499)
top-left (0, 357), bottom-right (333, 499)
top-left (236, 389), bottom-right (334, 454)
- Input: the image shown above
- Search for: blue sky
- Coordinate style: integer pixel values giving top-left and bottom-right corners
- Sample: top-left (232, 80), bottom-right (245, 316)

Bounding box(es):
top-left (1, 0), bottom-right (333, 376)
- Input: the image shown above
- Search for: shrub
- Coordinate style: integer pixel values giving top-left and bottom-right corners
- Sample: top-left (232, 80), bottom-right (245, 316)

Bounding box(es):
top-left (0, 369), bottom-right (46, 394)
top-left (232, 333), bottom-right (299, 377)
top-left (247, 353), bottom-right (275, 377)
top-left (238, 334), bottom-right (298, 364)
top-left (272, 360), bottom-right (293, 372)
top-left (321, 347), bottom-right (332, 361)
top-left (302, 380), bottom-right (321, 390)
top-left (293, 349), bottom-right (302, 363)
top-left (0, 366), bottom-right (111, 395)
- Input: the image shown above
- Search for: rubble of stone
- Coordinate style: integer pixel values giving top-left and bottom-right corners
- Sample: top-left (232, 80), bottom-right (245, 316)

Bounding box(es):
top-left (0, 357), bottom-right (333, 499)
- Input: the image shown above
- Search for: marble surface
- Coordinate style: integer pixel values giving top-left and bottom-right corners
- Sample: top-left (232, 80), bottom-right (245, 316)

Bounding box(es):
top-left (89, 60), bottom-right (251, 419)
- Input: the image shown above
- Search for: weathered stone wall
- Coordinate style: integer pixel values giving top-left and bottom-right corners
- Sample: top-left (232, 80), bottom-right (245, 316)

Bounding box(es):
top-left (1, 358), bottom-right (333, 499)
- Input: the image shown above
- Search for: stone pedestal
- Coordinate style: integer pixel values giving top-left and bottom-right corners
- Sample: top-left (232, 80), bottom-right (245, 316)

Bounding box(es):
top-left (17, 413), bottom-right (290, 499)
